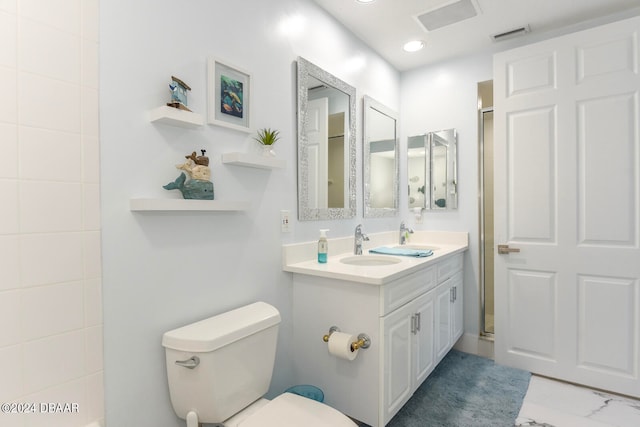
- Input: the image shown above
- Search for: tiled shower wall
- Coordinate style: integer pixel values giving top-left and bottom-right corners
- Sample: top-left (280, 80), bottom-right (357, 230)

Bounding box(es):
top-left (0, 0), bottom-right (103, 426)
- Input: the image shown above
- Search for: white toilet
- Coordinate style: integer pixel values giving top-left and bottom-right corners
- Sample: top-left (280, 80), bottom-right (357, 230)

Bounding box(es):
top-left (162, 301), bottom-right (357, 427)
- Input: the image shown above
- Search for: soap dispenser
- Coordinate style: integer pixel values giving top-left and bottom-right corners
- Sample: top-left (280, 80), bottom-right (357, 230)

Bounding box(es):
top-left (318, 229), bottom-right (329, 263)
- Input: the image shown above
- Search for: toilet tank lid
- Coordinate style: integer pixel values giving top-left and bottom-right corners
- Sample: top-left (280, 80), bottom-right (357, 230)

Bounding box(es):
top-left (162, 302), bottom-right (281, 352)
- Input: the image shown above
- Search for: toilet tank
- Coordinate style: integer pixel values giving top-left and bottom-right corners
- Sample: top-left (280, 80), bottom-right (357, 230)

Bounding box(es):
top-left (162, 302), bottom-right (281, 423)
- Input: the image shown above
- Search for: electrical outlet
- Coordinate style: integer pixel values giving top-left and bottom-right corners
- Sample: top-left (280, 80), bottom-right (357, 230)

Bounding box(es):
top-left (280, 210), bottom-right (291, 232)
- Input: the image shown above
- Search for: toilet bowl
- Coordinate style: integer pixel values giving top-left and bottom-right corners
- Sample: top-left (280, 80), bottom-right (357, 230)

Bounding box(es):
top-left (224, 393), bottom-right (357, 427)
top-left (162, 302), bottom-right (357, 427)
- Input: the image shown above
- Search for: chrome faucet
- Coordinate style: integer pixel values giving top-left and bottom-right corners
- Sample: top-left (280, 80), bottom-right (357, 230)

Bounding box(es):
top-left (399, 221), bottom-right (414, 245)
top-left (354, 224), bottom-right (370, 255)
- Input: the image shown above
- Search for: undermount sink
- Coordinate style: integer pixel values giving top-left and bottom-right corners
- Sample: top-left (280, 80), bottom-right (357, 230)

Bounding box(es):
top-left (340, 255), bottom-right (402, 266)
top-left (396, 244), bottom-right (440, 251)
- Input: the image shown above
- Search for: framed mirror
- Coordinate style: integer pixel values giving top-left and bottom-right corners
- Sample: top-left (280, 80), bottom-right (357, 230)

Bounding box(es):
top-left (408, 129), bottom-right (458, 211)
top-left (297, 57), bottom-right (356, 220)
top-left (363, 96), bottom-right (398, 218)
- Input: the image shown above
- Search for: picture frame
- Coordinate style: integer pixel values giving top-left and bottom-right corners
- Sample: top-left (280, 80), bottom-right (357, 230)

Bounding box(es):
top-left (207, 57), bottom-right (251, 132)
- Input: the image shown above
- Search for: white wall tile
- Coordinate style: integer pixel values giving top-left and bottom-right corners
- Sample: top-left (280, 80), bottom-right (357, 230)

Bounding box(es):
top-left (24, 379), bottom-right (86, 427)
top-left (81, 0), bottom-right (99, 42)
top-left (84, 325), bottom-right (102, 373)
top-left (20, 0), bottom-right (80, 35)
top-left (0, 289), bottom-right (21, 346)
top-left (0, 11), bottom-right (16, 67)
top-left (81, 135), bottom-right (100, 183)
top-left (0, 179), bottom-right (19, 234)
top-left (0, 344), bottom-right (24, 401)
top-left (23, 330), bottom-right (85, 394)
top-left (81, 39), bottom-right (98, 89)
top-left (82, 183), bottom-right (100, 230)
top-left (0, 122), bottom-right (18, 178)
top-left (85, 372), bottom-right (103, 423)
top-left (81, 87), bottom-right (99, 137)
top-left (21, 281), bottom-right (83, 341)
top-left (0, 235), bottom-right (20, 291)
top-left (20, 181), bottom-right (82, 233)
top-left (0, 0), bottom-right (16, 14)
top-left (83, 231), bottom-right (101, 279)
top-left (19, 18), bottom-right (80, 83)
top-left (0, 65), bottom-right (17, 123)
top-left (84, 278), bottom-right (102, 327)
top-left (19, 72), bottom-right (80, 133)
top-left (4, 0), bottom-right (102, 420)
top-left (20, 233), bottom-right (83, 287)
top-left (0, 410), bottom-right (25, 427)
top-left (19, 127), bottom-right (81, 182)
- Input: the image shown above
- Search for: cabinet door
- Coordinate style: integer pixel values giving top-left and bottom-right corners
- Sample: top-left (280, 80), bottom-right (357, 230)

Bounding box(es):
top-left (413, 290), bottom-right (435, 386)
top-left (451, 271), bottom-right (464, 342)
top-left (435, 279), bottom-right (452, 361)
top-left (381, 303), bottom-right (414, 424)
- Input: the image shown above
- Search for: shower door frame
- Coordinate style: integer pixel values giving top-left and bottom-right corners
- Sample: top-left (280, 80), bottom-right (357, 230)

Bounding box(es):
top-left (479, 106), bottom-right (494, 337)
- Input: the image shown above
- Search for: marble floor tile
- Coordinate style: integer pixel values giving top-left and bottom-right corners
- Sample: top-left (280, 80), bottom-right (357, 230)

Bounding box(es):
top-left (516, 376), bottom-right (640, 427)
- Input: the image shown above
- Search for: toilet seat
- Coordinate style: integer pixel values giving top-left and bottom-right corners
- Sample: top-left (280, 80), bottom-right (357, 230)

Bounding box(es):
top-left (236, 393), bottom-right (357, 427)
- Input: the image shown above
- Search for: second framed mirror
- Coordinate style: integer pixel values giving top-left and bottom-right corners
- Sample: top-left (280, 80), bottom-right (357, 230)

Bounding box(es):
top-left (363, 96), bottom-right (399, 218)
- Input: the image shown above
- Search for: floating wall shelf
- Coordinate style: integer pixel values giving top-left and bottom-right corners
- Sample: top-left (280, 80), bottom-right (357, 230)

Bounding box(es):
top-left (149, 106), bottom-right (204, 128)
top-left (130, 198), bottom-right (250, 212)
top-left (221, 152), bottom-right (286, 170)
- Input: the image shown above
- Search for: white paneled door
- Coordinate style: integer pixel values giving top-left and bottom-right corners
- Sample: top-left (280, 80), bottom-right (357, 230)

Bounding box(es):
top-left (494, 16), bottom-right (640, 398)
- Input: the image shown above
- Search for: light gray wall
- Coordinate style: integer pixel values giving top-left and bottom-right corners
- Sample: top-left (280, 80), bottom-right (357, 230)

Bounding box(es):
top-left (400, 53), bottom-right (494, 348)
top-left (100, 0), bottom-right (399, 426)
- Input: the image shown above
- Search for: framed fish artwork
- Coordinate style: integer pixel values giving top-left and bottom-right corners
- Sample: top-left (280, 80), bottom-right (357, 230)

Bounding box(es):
top-left (207, 57), bottom-right (251, 132)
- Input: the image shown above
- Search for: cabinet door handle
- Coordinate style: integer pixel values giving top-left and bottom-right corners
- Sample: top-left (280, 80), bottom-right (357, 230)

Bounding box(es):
top-left (415, 312), bottom-right (421, 332)
top-left (450, 287), bottom-right (455, 302)
top-left (411, 314), bottom-right (417, 334)
top-left (453, 286), bottom-right (457, 301)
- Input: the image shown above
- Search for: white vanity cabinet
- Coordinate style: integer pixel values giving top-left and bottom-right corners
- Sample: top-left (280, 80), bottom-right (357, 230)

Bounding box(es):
top-left (381, 288), bottom-right (436, 423)
top-left (434, 254), bottom-right (464, 362)
top-left (291, 251), bottom-right (464, 427)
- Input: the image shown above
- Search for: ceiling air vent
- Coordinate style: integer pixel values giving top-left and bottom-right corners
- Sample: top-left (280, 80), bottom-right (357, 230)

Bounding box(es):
top-left (415, 0), bottom-right (480, 32)
top-left (491, 25), bottom-right (530, 42)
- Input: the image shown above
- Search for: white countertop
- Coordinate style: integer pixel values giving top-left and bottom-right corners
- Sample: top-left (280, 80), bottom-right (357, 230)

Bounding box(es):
top-left (282, 231), bottom-right (468, 285)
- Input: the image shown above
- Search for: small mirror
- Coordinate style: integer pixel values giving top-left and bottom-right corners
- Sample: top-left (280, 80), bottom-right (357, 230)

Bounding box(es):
top-left (297, 57), bottom-right (356, 220)
top-left (363, 96), bottom-right (398, 218)
top-left (408, 129), bottom-right (457, 210)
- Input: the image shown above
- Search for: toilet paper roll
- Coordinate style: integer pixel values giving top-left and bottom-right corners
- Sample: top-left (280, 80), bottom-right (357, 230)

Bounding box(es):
top-left (327, 332), bottom-right (359, 361)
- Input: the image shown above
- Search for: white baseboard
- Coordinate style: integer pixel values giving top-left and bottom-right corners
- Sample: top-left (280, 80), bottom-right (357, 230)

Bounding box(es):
top-left (453, 332), bottom-right (494, 359)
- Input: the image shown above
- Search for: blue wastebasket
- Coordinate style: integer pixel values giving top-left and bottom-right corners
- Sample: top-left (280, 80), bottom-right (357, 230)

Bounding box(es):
top-left (284, 384), bottom-right (324, 402)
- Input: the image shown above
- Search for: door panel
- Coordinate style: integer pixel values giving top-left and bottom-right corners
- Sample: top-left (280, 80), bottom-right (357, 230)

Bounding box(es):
top-left (577, 275), bottom-right (637, 377)
top-left (307, 98), bottom-right (328, 208)
top-left (382, 305), bottom-right (413, 421)
top-left (577, 93), bottom-right (637, 245)
top-left (507, 106), bottom-right (557, 242)
top-left (414, 292), bottom-right (435, 385)
top-left (435, 281), bottom-right (452, 361)
top-left (507, 269), bottom-right (557, 361)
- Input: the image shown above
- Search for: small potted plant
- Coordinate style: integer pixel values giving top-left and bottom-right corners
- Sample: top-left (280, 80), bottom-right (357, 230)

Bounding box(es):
top-left (254, 127), bottom-right (280, 157)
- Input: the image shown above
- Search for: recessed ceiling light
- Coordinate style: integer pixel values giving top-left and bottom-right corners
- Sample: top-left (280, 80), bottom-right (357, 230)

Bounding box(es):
top-left (356, 0), bottom-right (376, 4)
top-left (403, 40), bottom-right (425, 52)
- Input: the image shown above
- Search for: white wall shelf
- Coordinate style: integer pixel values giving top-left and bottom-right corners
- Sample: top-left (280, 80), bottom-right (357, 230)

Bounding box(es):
top-left (149, 106), bottom-right (204, 128)
top-left (130, 198), bottom-right (249, 212)
top-left (222, 152), bottom-right (286, 170)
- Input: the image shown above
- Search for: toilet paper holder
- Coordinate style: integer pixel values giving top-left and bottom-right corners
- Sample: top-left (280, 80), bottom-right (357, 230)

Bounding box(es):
top-left (322, 326), bottom-right (371, 352)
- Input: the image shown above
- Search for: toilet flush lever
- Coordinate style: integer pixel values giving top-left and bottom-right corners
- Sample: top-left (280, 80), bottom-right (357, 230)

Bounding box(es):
top-left (175, 356), bottom-right (200, 369)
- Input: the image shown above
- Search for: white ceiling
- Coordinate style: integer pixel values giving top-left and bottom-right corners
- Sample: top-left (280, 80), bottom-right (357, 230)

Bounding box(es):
top-left (312, 0), bottom-right (640, 71)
